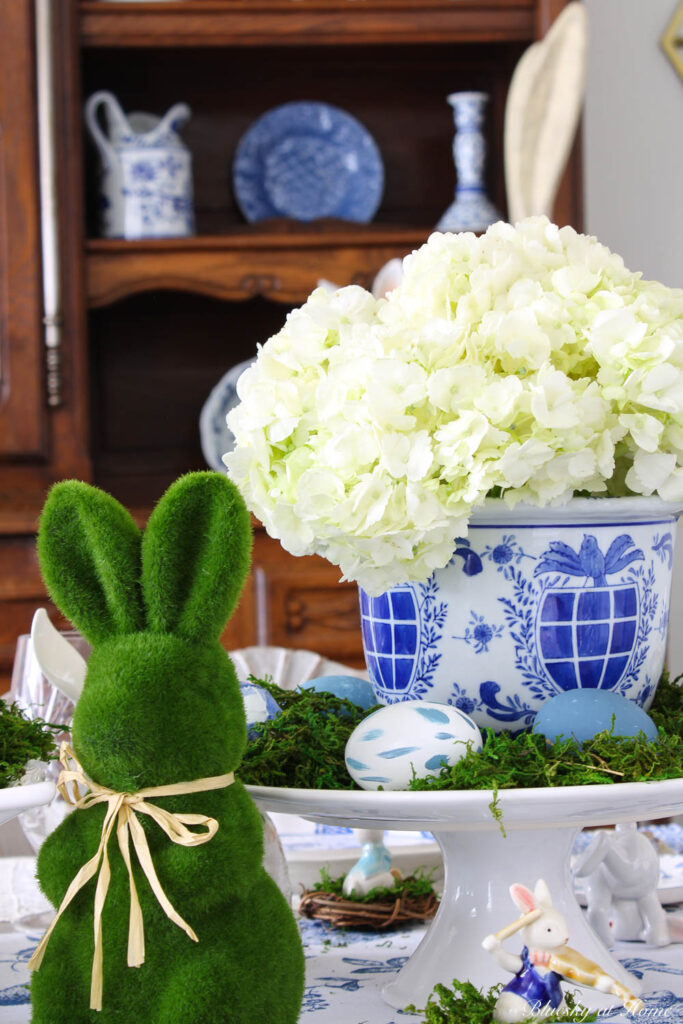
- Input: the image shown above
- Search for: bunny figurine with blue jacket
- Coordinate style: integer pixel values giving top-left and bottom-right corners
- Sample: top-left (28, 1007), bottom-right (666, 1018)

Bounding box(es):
top-left (482, 879), bottom-right (643, 1022)
top-left (29, 472), bottom-right (305, 1023)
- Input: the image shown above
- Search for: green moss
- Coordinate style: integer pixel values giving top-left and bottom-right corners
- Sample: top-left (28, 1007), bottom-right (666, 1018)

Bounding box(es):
top-left (649, 671), bottom-right (683, 734)
top-left (142, 471), bottom-right (252, 644)
top-left (406, 978), bottom-right (596, 1024)
top-left (0, 701), bottom-right (60, 788)
top-left (409, 672), bottom-right (683, 793)
top-left (239, 678), bottom-right (379, 789)
top-left (37, 480), bottom-right (144, 646)
top-left (32, 472), bottom-right (304, 1024)
top-left (239, 671), bottom-right (683, 795)
top-left (312, 866), bottom-right (437, 904)
top-left (408, 727), bottom-right (683, 792)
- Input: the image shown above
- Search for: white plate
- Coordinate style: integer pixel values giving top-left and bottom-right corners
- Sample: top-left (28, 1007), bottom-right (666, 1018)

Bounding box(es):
top-left (233, 645), bottom-right (371, 887)
top-left (199, 358), bottom-right (254, 472)
top-left (230, 645), bottom-right (368, 690)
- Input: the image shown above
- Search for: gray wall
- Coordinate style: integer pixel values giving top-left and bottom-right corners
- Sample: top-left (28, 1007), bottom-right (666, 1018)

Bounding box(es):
top-left (584, 0), bottom-right (683, 287)
top-left (584, 0), bottom-right (683, 675)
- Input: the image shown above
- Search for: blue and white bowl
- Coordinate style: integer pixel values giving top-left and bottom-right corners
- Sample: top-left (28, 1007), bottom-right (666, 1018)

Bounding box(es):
top-left (359, 497), bottom-right (683, 732)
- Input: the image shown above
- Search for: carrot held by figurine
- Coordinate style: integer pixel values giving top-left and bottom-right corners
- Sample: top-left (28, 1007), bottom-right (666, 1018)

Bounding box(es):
top-left (482, 879), bottom-right (643, 1022)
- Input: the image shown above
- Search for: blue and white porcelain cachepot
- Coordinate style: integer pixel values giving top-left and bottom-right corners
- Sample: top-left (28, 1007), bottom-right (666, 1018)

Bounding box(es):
top-left (85, 90), bottom-right (194, 240)
top-left (359, 497), bottom-right (683, 731)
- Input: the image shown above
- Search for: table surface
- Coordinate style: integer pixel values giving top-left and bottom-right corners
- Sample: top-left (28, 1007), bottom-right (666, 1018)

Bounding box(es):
top-left (3, 823), bottom-right (683, 1021)
top-left (2, 916), bottom-right (683, 1023)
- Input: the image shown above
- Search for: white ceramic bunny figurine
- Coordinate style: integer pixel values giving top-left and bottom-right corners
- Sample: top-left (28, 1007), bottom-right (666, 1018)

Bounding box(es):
top-left (482, 878), bottom-right (643, 1022)
top-left (574, 824), bottom-right (683, 947)
top-left (343, 829), bottom-right (396, 897)
top-left (483, 880), bottom-right (569, 1022)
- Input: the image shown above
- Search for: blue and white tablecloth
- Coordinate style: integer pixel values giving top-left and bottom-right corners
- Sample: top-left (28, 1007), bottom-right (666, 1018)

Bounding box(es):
top-left (3, 917), bottom-right (683, 1023)
top-left (2, 822), bottom-right (683, 1022)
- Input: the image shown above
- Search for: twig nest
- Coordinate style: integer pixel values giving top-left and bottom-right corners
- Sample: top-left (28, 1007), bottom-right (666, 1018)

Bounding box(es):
top-left (345, 700), bottom-right (482, 790)
top-left (298, 887), bottom-right (439, 930)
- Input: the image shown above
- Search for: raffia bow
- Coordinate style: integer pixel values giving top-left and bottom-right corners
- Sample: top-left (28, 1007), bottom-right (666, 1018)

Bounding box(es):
top-left (28, 742), bottom-right (234, 1011)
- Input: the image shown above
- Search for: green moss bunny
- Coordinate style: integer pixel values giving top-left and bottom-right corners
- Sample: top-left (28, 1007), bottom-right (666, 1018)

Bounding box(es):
top-left (30, 472), bottom-right (305, 1024)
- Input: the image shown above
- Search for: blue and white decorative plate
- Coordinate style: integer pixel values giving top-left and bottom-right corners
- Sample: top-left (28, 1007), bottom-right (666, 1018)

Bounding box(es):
top-left (233, 101), bottom-right (384, 223)
top-left (198, 358), bottom-right (254, 472)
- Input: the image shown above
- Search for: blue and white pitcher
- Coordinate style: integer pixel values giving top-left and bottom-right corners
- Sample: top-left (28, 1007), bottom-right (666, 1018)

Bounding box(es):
top-left (85, 90), bottom-right (195, 239)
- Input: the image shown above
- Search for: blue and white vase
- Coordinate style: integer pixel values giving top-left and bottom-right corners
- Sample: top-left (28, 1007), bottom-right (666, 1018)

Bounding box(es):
top-left (359, 497), bottom-right (683, 732)
top-left (437, 91), bottom-right (502, 233)
top-left (85, 90), bottom-right (195, 240)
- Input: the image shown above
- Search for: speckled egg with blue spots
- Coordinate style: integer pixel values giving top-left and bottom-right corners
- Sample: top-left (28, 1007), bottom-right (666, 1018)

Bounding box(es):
top-left (345, 700), bottom-right (482, 791)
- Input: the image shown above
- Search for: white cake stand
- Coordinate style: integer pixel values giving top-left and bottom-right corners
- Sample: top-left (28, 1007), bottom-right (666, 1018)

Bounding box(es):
top-left (0, 780), bottom-right (56, 828)
top-left (247, 777), bottom-right (683, 1012)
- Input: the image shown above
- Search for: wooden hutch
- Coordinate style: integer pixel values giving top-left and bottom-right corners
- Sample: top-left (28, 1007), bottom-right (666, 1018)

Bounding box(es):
top-left (0, 0), bottom-right (582, 688)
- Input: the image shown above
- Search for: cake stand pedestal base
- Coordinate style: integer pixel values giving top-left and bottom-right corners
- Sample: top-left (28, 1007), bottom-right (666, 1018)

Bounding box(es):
top-left (383, 824), bottom-right (636, 1012)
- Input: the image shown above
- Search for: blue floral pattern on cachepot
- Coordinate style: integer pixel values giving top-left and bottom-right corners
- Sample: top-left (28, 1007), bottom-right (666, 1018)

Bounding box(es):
top-left (359, 497), bottom-right (683, 731)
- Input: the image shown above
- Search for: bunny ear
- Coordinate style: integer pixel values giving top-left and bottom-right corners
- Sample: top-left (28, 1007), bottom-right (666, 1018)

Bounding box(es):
top-left (141, 472), bottom-right (252, 644)
top-left (510, 884), bottom-right (536, 913)
top-left (534, 879), bottom-right (553, 907)
top-left (37, 480), bottom-right (145, 646)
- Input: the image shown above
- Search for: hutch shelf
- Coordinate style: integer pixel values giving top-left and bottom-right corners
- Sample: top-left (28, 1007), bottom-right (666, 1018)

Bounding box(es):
top-left (85, 226), bottom-right (429, 308)
top-left (0, 0), bottom-right (581, 687)
top-left (79, 1), bottom-right (540, 49)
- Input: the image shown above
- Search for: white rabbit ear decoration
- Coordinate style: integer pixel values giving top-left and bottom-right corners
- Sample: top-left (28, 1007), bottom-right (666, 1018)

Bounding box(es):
top-left (509, 883), bottom-right (537, 914)
top-left (30, 608), bottom-right (87, 705)
top-left (509, 879), bottom-right (554, 914)
top-left (533, 879), bottom-right (553, 907)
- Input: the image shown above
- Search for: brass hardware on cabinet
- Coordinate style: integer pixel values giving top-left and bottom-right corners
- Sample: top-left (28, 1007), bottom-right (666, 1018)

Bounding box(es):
top-left (239, 273), bottom-right (282, 298)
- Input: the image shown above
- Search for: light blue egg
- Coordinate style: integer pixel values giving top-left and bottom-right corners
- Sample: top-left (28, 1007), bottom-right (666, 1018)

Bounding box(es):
top-left (240, 682), bottom-right (282, 740)
top-left (298, 674), bottom-right (376, 711)
top-left (532, 689), bottom-right (659, 745)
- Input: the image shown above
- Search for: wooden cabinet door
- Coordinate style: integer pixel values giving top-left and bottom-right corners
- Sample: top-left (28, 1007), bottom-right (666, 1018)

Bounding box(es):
top-left (0, 0), bottom-right (46, 459)
top-left (251, 532), bottom-right (366, 668)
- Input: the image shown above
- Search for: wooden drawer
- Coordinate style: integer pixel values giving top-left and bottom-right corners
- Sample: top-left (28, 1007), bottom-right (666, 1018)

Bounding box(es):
top-left (255, 566), bottom-right (364, 668)
top-left (220, 573), bottom-right (258, 652)
top-left (0, 532), bottom-right (259, 690)
top-left (0, 527), bottom-right (365, 690)
top-left (251, 530), bottom-right (365, 667)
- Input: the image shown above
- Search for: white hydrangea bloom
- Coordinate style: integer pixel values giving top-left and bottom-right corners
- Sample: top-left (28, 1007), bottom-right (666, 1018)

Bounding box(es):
top-left (225, 216), bottom-right (683, 594)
